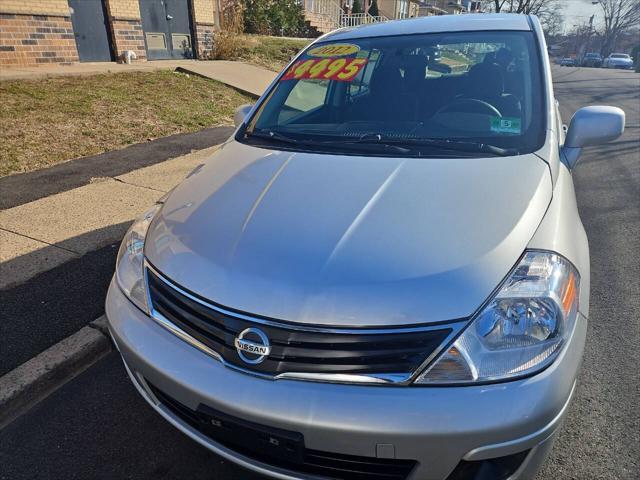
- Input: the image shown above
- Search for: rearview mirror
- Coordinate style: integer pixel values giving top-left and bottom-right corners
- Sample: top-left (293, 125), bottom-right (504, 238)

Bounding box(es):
top-left (234, 104), bottom-right (254, 128)
top-left (562, 106), bottom-right (625, 169)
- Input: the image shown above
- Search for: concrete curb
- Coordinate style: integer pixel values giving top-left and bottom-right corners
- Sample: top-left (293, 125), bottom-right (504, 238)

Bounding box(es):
top-left (0, 316), bottom-right (112, 429)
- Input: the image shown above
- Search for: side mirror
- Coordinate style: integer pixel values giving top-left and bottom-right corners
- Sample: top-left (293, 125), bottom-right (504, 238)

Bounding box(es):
top-left (561, 106), bottom-right (625, 169)
top-left (234, 104), bottom-right (254, 128)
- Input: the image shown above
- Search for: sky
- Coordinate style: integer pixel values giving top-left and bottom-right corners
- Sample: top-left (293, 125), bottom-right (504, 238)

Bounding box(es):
top-left (558, 0), bottom-right (605, 31)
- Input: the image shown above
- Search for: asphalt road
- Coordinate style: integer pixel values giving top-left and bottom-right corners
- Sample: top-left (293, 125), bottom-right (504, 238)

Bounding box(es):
top-left (1, 66), bottom-right (638, 480)
top-left (537, 66), bottom-right (640, 479)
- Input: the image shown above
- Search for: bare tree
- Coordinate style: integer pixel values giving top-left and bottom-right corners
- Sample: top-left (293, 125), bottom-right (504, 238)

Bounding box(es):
top-left (486, 0), bottom-right (557, 13)
top-left (489, 0), bottom-right (510, 10)
top-left (597, 0), bottom-right (640, 55)
top-left (482, 0), bottom-right (564, 36)
top-left (539, 2), bottom-right (564, 37)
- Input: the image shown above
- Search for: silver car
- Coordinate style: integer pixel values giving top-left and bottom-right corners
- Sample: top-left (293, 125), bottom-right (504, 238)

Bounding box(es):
top-left (106, 14), bottom-right (625, 480)
top-left (559, 56), bottom-right (575, 67)
top-left (603, 53), bottom-right (634, 70)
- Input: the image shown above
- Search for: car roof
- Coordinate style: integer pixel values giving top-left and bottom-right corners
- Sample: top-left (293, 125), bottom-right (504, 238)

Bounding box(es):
top-left (322, 13), bottom-right (532, 42)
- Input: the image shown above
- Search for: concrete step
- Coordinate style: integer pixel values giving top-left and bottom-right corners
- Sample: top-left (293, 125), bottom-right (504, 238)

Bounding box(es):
top-left (304, 12), bottom-right (337, 33)
top-left (306, 19), bottom-right (336, 33)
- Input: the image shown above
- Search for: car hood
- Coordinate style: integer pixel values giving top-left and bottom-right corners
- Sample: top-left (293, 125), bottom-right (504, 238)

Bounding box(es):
top-left (146, 141), bottom-right (552, 327)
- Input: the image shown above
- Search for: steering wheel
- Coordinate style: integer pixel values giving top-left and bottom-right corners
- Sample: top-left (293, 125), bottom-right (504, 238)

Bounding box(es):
top-left (435, 98), bottom-right (502, 118)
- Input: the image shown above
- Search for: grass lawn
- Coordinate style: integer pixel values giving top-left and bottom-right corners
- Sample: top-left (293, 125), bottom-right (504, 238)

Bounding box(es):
top-left (0, 71), bottom-right (251, 177)
top-left (235, 35), bottom-right (311, 71)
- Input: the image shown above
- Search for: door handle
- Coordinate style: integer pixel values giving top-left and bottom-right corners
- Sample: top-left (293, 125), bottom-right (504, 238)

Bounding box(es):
top-left (166, 14), bottom-right (173, 20)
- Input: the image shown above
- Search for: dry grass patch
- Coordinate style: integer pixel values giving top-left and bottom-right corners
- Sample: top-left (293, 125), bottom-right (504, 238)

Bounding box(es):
top-left (236, 35), bottom-right (311, 71)
top-left (0, 70), bottom-right (251, 177)
top-left (209, 34), bottom-right (311, 72)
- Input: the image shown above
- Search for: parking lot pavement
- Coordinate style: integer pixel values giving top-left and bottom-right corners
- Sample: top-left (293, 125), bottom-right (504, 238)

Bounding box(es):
top-left (1, 66), bottom-right (638, 479)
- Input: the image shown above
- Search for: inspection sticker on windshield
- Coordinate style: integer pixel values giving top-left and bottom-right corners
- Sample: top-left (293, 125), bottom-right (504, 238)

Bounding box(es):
top-left (307, 43), bottom-right (360, 57)
top-left (282, 57), bottom-right (368, 82)
top-left (491, 117), bottom-right (522, 134)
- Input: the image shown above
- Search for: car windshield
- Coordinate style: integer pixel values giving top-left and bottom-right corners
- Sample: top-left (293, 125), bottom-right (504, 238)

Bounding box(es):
top-left (241, 31), bottom-right (545, 157)
top-left (611, 54), bottom-right (629, 58)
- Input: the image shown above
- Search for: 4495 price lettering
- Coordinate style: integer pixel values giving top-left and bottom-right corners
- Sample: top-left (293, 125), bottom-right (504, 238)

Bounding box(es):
top-left (282, 57), bottom-right (368, 82)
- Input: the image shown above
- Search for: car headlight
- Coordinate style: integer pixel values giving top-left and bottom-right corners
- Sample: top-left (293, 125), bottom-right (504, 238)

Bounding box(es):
top-left (115, 203), bottom-right (162, 313)
top-left (415, 251), bottom-right (580, 385)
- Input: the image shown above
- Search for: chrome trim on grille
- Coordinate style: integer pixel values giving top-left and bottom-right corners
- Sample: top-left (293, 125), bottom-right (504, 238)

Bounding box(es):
top-left (144, 260), bottom-right (466, 386)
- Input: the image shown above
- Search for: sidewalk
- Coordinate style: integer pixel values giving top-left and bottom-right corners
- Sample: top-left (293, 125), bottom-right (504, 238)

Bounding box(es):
top-left (1, 142), bottom-right (230, 380)
top-left (0, 59), bottom-right (198, 81)
top-left (0, 59), bottom-right (279, 98)
top-left (0, 58), bottom-right (278, 418)
top-left (177, 61), bottom-right (277, 97)
top-left (0, 60), bottom-right (279, 287)
top-left (0, 59), bottom-right (279, 287)
top-left (0, 144), bottom-right (221, 290)
top-left (0, 143), bottom-right (225, 421)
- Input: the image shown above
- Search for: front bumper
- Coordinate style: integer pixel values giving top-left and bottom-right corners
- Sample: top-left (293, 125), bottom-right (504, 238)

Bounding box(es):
top-left (106, 279), bottom-right (587, 480)
top-left (607, 62), bottom-right (634, 69)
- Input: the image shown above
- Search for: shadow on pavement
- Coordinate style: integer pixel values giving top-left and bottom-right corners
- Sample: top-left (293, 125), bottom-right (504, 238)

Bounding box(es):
top-left (0, 221), bottom-right (131, 376)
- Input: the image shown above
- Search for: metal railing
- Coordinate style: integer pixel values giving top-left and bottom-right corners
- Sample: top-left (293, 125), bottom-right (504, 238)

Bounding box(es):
top-left (301, 1), bottom-right (390, 33)
top-left (302, 0), bottom-right (343, 31)
top-left (340, 12), bottom-right (389, 28)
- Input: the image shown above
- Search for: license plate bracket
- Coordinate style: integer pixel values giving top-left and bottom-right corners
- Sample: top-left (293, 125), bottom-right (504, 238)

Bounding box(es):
top-left (196, 403), bottom-right (305, 464)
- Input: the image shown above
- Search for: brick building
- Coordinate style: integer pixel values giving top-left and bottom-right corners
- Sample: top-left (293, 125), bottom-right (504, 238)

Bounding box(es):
top-left (0, 0), bottom-right (220, 67)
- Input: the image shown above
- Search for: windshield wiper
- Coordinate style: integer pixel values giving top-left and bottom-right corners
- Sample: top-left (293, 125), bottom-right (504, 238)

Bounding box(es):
top-left (246, 129), bottom-right (413, 155)
top-left (246, 129), bottom-right (300, 144)
top-left (246, 130), bottom-right (515, 156)
top-left (319, 138), bottom-right (412, 154)
top-left (340, 134), bottom-right (518, 157)
top-left (401, 138), bottom-right (518, 156)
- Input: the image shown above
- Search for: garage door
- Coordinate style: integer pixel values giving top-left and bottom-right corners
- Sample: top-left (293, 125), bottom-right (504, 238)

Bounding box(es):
top-left (139, 0), bottom-right (194, 60)
top-left (68, 0), bottom-right (113, 62)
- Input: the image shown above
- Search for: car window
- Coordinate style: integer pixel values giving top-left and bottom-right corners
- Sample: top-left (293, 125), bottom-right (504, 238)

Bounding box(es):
top-left (243, 31), bottom-right (545, 157)
top-left (611, 54), bottom-right (629, 58)
top-left (349, 50), bottom-right (381, 97)
top-left (279, 80), bottom-right (329, 123)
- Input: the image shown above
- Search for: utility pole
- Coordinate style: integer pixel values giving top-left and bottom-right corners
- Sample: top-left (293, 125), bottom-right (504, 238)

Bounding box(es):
top-left (572, 24), bottom-right (581, 57)
top-left (585, 14), bottom-right (595, 54)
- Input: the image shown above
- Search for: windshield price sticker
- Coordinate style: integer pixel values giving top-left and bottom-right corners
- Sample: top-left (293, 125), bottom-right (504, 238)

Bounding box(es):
top-left (282, 58), bottom-right (368, 82)
top-left (490, 117), bottom-right (522, 134)
top-left (307, 44), bottom-right (360, 57)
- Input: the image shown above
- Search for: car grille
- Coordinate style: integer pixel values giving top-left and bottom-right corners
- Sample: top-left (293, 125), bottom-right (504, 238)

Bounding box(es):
top-left (147, 381), bottom-right (417, 480)
top-left (146, 266), bottom-right (454, 381)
